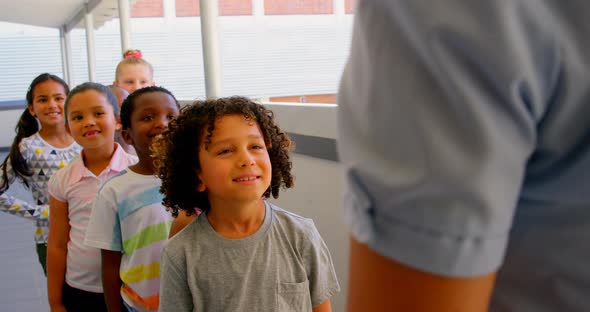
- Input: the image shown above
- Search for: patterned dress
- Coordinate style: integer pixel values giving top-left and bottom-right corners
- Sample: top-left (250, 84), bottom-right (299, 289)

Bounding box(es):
top-left (0, 132), bottom-right (81, 244)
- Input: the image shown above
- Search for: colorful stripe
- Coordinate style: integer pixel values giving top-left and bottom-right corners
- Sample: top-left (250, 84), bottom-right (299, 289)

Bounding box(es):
top-left (122, 284), bottom-right (160, 310)
top-left (122, 221), bottom-right (172, 254)
top-left (121, 261), bottom-right (161, 284)
top-left (119, 185), bottom-right (163, 220)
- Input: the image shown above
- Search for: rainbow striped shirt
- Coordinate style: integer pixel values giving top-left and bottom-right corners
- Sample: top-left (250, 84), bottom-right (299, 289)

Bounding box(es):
top-left (85, 168), bottom-right (172, 311)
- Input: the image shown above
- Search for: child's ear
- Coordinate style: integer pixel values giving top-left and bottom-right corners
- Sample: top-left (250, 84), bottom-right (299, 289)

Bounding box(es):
top-left (196, 172), bottom-right (206, 192)
top-left (115, 120), bottom-right (122, 131)
top-left (113, 80), bottom-right (119, 87)
top-left (27, 105), bottom-right (36, 117)
top-left (121, 129), bottom-right (133, 145)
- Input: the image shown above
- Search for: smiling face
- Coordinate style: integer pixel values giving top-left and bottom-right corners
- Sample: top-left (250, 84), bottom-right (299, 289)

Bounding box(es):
top-left (197, 114), bottom-right (272, 208)
top-left (28, 80), bottom-right (67, 128)
top-left (122, 92), bottom-right (179, 161)
top-left (114, 64), bottom-right (154, 93)
top-left (66, 90), bottom-right (119, 150)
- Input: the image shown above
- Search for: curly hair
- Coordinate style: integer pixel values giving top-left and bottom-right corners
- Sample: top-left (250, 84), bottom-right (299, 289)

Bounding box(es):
top-left (152, 96), bottom-right (294, 216)
top-left (120, 86), bottom-right (179, 130)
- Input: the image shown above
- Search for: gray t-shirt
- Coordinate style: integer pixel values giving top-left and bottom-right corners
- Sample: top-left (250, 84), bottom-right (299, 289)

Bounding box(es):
top-left (159, 201), bottom-right (339, 312)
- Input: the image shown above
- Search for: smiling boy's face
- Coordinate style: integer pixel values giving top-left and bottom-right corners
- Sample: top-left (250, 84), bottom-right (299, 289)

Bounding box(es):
top-left (122, 92), bottom-right (179, 160)
top-left (66, 90), bottom-right (119, 150)
top-left (196, 114), bottom-right (272, 208)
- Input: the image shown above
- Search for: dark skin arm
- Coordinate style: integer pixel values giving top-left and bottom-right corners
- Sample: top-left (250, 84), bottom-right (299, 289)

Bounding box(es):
top-left (347, 237), bottom-right (497, 312)
top-left (102, 249), bottom-right (123, 312)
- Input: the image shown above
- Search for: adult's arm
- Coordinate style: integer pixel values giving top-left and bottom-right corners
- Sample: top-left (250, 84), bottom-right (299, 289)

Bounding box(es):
top-left (338, 0), bottom-right (553, 310)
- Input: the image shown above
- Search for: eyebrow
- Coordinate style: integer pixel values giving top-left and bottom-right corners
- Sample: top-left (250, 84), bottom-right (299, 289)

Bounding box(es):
top-left (35, 93), bottom-right (64, 98)
top-left (208, 134), bottom-right (264, 148)
top-left (68, 105), bottom-right (108, 115)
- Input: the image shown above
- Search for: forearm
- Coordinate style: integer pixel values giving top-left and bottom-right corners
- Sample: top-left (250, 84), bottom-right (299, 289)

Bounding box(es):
top-left (46, 245), bottom-right (67, 308)
top-left (102, 266), bottom-right (123, 312)
top-left (102, 249), bottom-right (123, 312)
top-left (103, 278), bottom-right (123, 311)
top-left (0, 194), bottom-right (48, 220)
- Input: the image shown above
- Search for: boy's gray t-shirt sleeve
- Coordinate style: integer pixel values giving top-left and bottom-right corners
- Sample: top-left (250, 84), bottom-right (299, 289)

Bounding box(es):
top-left (159, 245), bottom-right (193, 312)
top-left (303, 220), bottom-right (340, 307)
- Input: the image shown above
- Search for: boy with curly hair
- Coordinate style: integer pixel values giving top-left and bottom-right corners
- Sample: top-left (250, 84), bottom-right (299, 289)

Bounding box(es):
top-left (153, 96), bottom-right (339, 312)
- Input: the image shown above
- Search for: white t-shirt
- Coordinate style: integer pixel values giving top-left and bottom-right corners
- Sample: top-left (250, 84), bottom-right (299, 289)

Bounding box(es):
top-left (85, 168), bottom-right (172, 311)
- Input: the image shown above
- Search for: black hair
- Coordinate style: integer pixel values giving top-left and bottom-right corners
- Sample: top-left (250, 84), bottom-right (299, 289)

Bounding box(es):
top-left (120, 86), bottom-right (179, 130)
top-left (0, 73), bottom-right (69, 191)
top-left (65, 82), bottom-right (119, 123)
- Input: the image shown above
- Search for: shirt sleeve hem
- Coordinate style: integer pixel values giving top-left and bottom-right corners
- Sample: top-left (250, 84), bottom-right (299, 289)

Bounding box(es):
top-left (351, 215), bottom-right (508, 278)
top-left (84, 239), bottom-right (120, 251)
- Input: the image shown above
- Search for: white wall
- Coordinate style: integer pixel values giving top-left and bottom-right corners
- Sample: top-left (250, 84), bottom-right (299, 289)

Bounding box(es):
top-left (0, 108), bottom-right (25, 148)
top-left (264, 103), bottom-right (347, 311)
top-left (269, 154), bottom-right (347, 311)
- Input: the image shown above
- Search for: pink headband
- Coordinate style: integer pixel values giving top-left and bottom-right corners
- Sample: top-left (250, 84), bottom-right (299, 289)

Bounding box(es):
top-left (124, 50), bottom-right (142, 59)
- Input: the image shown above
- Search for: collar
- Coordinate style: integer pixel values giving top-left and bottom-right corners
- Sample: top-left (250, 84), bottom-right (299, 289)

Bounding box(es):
top-left (68, 143), bottom-right (129, 183)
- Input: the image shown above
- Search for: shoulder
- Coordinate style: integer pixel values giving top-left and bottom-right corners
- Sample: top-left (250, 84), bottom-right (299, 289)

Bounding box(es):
top-left (103, 169), bottom-right (132, 187)
top-left (97, 169), bottom-right (131, 197)
top-left (271, 203), bottom-right (315, 228)
top-left (111, 144), bottom-right (138, 168)
top-left (165, 217), bottom-right (200, 252)
top-left (118, 146), bottom-right (138, 165)
top-left (163, 219), bottom-right (200, 268)
top-left (47, 158), bottom-right (79, 198)
top-left (49, 158), bottom-right (78, 184)
top-left (18, 133), bottom-right (41, 154)
top-left (126, 153), bottom-right (138, 165)
top-left (65, 142), bottom-right (82, 154)
top-left (270, 203), bottom-right (319, 242)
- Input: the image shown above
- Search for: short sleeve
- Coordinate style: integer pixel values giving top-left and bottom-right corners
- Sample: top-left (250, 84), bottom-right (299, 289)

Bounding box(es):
top-left (48, 169), bottom-right (67, 202)
top-left (303, 220), bottom-right (340, 307)
top-left (337, 1), bottom-right (556, 277)
top-left (84, 181), bottom-right (121, 251)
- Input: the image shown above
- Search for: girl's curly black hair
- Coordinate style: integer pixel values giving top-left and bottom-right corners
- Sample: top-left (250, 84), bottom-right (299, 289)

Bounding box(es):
top-left (152, 96), bottom-right (294, 216)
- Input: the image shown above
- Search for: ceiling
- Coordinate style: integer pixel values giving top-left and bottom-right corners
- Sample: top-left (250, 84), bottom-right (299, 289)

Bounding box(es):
top-left (0, 0), bottom-right (128, 31)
